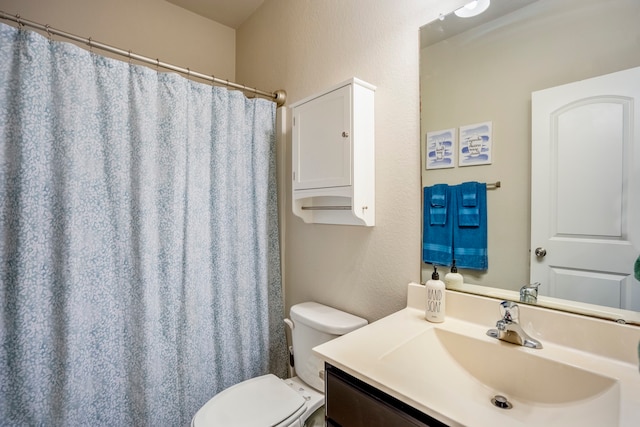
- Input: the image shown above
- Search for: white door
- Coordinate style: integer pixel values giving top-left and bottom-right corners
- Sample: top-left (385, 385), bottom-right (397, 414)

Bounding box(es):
top-left (531, 66), bottom-right (640, 311)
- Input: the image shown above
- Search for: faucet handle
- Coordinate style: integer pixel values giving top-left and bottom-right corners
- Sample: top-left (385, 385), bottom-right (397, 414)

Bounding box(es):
top-left (526, 282), bottom-right (541, 291)
top-left (520, 282), bottom-right (540, 303)
top-left (499, 301), bottom-right (519, 323)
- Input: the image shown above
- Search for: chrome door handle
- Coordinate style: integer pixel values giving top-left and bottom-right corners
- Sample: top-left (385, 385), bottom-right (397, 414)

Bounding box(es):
top-left (535, 247), bottom-right (547, 258)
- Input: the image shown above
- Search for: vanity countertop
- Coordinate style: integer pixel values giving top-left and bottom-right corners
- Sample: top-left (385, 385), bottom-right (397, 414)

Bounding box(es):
top-left (313, 283), bottom-right (640, 427)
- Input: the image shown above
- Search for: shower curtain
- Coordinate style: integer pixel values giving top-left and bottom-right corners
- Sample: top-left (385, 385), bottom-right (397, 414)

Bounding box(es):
top-left (0, 23), bottom-right (287, 426)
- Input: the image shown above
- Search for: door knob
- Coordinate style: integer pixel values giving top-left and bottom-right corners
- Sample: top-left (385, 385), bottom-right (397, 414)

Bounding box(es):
top-left (534, 247), bottom-right (547, 258)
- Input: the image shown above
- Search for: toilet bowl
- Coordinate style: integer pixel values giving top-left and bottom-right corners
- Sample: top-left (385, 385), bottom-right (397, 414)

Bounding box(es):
top-left (191, 302), bottom-right (367, 427)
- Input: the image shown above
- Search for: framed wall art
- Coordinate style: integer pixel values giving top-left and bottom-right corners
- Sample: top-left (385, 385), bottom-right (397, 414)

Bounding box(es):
top-left (425, 128), bottom-right (456, 170)
top-left (459, 121), bottom-right (492, 167)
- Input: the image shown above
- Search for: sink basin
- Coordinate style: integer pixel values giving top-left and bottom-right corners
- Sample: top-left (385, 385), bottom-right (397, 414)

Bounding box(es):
top-left (434, 328), bottom-right (616, 403)
top-left (379, 326), bottom-right (620, 426)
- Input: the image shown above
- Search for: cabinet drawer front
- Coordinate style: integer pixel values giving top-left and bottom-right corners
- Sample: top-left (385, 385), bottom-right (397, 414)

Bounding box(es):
top-left (325, 364), bottom-right (448, 427)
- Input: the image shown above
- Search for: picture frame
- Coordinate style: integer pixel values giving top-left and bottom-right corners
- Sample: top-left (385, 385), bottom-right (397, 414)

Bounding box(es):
top-left (459, 121), bottom-right (492, 167)
top-left (425, 128), bottom-right (456, 170)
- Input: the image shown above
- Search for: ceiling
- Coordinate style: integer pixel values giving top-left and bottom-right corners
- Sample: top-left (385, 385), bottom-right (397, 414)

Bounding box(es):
top-left (166, 0), bottom-right (265, 29)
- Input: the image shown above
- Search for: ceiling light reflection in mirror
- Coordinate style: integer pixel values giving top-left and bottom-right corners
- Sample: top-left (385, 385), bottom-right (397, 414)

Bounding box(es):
top-left (454, 0), bottom-right (491, 18)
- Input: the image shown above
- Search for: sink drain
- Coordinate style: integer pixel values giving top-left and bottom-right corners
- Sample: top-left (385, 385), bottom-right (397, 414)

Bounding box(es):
top-left (491, 395), bottom-right (513, 409)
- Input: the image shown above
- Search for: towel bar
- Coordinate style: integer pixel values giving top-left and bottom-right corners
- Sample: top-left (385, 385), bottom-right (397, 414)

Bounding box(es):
top-left (301, 205), bottom-right (352, 210)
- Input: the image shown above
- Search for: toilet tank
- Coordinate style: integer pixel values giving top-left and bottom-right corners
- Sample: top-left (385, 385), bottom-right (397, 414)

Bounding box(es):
top-left (289, 302), bottom-right (368, 392)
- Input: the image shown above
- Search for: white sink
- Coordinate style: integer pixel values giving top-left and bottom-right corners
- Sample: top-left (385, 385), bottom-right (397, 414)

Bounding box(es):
top-left (380, 326), bottom-right (620, 426)
top-left (314, 284), bottom-right (640, 427)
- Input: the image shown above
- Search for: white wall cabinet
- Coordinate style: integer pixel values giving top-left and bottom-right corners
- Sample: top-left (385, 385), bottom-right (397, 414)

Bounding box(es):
top-left (290, 78), bottom-right (375, 226)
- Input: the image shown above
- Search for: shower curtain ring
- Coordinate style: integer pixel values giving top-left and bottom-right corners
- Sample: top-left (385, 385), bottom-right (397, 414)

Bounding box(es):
top-left (87, 37), bottom-right (93, 52)
top-left (45, 24), bottom-right (52, 40)
top-left (16, 14), bottom-right (23, 29)
top-left (127, 50), bottom-right (132, 63)
top-left (156, 58), bottom-right (160, 71)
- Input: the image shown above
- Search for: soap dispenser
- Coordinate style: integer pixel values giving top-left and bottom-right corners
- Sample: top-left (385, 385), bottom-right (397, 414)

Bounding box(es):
top-left (444, 260), bottom-right (463, 288)
top-left (425, 265), bottom-right (446, 323)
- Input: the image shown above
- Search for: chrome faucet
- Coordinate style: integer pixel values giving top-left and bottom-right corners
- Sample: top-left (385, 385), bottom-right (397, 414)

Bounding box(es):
top-left (487, 301), bottom-right (543, 349)
top-left (519, 282), bottom-right (540, 304)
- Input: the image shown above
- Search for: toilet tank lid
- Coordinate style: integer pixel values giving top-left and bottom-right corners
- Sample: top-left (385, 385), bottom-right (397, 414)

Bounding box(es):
top-left (290, 302), bottom-right (368, 335)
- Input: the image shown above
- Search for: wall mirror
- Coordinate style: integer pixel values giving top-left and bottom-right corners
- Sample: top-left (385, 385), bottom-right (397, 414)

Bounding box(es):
top-left (420, 0), bottom-right (640, 325)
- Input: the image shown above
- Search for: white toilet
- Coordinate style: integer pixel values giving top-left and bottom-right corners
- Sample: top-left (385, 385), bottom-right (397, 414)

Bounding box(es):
top-left (191, 302), bottom-right (368, 427)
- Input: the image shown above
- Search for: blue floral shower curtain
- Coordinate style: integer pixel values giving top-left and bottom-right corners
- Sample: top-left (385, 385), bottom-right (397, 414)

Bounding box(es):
top-left (0, 23), bottom-right (287, 426)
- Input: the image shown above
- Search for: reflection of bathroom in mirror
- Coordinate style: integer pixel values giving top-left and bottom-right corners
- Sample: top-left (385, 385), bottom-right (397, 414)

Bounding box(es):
top-left (420, 0), bottom-right (640, 324)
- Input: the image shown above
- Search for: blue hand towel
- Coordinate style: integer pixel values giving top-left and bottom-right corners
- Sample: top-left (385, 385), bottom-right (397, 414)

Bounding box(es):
top-left (453, 183), bottom-right (488, 270)
top-left (423, 185), bottom-right (453, 266)
top-left (430, 184), bottom-right (448, 225)
top-left (458, 181), bottom-right (480, 226)
top-left (460, 181), bottom-right (477, 207)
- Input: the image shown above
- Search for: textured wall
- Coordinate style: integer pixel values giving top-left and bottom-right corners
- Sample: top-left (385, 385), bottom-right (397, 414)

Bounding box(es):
top-left (0, 0), bottom-right (467, 323)
top-left (236, 0), bottom-right (465, 321)
top-left (0, 0), bottom-right (236, 80)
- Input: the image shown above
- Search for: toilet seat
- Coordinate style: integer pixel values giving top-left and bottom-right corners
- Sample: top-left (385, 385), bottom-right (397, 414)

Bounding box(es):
top-left (191, 301), bottom-right (365, 426)
top-left (191, 374), bottom-right (308, 427)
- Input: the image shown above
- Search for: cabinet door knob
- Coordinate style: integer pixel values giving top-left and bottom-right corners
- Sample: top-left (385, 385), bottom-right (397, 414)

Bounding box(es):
top-left (342, 131), bottom-right (349, 137)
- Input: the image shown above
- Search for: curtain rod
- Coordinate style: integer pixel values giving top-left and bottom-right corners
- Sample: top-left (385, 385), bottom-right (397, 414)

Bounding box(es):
top-left (0, 11), bottom-right (287, 106)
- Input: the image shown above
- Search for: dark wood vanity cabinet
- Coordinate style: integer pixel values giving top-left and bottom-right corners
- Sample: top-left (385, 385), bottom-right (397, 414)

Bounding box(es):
top-left (324, 363), bottom-right (449, 427)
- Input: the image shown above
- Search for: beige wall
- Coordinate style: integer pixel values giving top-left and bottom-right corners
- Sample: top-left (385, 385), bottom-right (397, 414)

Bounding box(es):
top-left (0, 0), bottom-right (236, 80)
top-left (420, 0), bottom-right (640, 290)
top-left (1, 0), bottom-right (468, 323)
top-left (236, 0), bottom-right (466, 321)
